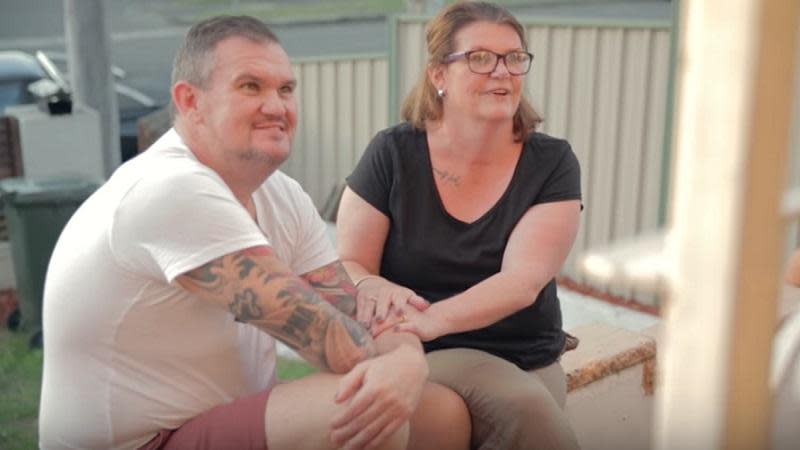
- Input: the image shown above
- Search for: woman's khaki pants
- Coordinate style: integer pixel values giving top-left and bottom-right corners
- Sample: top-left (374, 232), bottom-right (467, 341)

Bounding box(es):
top-left (426, 348), bottom-right (581, 450)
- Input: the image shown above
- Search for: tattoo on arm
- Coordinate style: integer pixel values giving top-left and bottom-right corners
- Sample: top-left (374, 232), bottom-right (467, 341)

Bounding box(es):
top-left (300, 261), bottom-right (358, 318)
top-left (229, 288), bottom-right (263, 321)
top-left (177, 247), bottom-right (375, 373)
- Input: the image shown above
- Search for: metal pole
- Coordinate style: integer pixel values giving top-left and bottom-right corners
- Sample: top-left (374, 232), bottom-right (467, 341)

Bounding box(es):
top-left (64, 0), bottom-right (120, 178)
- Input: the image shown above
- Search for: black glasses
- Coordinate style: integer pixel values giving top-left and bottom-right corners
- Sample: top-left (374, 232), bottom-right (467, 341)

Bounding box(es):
top-left (443, 49), bottom-right (533, 75)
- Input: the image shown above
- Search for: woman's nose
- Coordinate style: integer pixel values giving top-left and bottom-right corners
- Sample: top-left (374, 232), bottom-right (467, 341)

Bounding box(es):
top-left (491, 57), bottom-right (512, 78)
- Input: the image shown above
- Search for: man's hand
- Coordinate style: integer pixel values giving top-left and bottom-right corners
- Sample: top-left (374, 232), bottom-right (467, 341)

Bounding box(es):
top-left (329, 344), bottom-right (428, 450)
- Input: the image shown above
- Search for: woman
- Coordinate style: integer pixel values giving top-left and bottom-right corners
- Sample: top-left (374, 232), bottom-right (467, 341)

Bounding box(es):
top-left (337, 2), bottom-right (582, 449)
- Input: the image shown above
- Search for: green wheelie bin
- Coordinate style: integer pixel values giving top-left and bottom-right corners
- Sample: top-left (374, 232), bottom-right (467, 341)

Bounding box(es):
top-left (0, 178), bottom-right (97, 346)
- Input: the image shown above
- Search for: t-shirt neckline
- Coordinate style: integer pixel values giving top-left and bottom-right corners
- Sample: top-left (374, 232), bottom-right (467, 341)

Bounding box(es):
top-left (420, 129), bottom-right (526, 227)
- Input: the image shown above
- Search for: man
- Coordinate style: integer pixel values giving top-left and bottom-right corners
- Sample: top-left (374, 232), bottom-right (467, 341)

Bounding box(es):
top-left (38, 16), bottom-right (468, 450)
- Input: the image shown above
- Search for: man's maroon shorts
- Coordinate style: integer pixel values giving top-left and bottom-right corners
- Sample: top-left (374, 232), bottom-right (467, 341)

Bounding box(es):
top-left (139, 388), bottom-right (272, 450)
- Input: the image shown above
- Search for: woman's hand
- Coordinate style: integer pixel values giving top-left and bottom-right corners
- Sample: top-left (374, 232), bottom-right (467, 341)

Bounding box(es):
top-left (355, 277), bottom-right (429, 330)
top-left (393, 303), bottom-right (448, 342)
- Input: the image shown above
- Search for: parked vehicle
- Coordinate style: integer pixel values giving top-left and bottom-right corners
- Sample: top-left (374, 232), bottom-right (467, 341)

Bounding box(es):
top-left (0, 50), bottom-right (161, 162)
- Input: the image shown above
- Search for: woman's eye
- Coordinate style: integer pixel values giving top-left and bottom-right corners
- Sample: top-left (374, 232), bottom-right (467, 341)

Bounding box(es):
top-left (470, 51), bottom-right (493, 64)
top-left (509, 53), bottom-right (530, 65)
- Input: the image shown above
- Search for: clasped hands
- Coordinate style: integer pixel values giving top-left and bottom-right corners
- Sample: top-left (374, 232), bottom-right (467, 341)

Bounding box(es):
top-left (328, 277), bottom-right (445, 449)
top-left (355, 277), bottom-right (444, 342)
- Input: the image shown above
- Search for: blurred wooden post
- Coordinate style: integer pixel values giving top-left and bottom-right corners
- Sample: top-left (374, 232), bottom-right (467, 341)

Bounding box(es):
top-left (655, 0), bottom-right (799, 449)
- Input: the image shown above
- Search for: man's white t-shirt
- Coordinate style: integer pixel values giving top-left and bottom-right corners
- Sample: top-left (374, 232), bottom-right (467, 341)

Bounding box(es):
top-left (38, 129), bottom-right (337, 449)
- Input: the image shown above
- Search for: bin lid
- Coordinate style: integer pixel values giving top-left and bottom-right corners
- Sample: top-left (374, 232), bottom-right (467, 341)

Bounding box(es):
top-left (0, 177), bottom-right (99, 204)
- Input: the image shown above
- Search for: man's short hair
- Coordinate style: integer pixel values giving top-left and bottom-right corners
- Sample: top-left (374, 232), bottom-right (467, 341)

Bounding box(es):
top-left (171, 15), bottom-right (280, 89)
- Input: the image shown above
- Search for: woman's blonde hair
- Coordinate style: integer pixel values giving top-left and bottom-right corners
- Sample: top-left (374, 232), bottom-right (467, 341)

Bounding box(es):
top-left (400, 1), bottom-right (542, 142)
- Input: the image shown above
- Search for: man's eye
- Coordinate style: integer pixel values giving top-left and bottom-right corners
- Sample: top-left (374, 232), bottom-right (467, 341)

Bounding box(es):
top-left (280, 85), bottom-right (295, 94)
top-left (242, 82), bottom-right (259, 92)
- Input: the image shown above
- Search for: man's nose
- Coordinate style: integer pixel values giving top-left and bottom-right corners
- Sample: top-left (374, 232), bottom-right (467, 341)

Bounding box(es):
top-left (260, 90), bottom-right (286, 115)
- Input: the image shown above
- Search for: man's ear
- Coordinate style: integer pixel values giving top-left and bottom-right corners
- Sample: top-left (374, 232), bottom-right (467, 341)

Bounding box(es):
top-left (172, 81), bottom-right (200, 122)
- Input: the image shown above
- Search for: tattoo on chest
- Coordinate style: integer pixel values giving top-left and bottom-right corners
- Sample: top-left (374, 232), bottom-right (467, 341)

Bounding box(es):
top-left (433, 167), bottom-right (462, 187)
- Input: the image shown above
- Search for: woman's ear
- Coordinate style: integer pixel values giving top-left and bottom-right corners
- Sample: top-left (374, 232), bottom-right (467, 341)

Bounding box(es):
top-left (172, 81), bottom-right (200, 122)
top-left (427, 64), bottom-right (446, 94)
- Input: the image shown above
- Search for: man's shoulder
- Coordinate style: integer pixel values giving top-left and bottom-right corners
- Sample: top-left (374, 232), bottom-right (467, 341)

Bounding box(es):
top-left (256, 170), bottom-right (316, 213)
top-left (262, 170), bottom-right (303, 195)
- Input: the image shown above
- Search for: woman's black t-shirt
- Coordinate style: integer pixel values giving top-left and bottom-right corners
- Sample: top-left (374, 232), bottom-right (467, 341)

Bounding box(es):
top-left (346, 122), bottom-right (582, 370)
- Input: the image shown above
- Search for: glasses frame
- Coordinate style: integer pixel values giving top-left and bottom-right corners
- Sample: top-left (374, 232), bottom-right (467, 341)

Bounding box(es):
top-left (442, 49), bottom-right (534, 76)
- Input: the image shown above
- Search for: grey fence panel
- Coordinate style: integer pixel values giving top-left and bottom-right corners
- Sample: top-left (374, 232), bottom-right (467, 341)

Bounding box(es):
top-left (560, 27), bottom-right (598, 283)
top-left (285, 17), bottom-right (800, 307)
top-left (287, 55), bottom-right (388, 207)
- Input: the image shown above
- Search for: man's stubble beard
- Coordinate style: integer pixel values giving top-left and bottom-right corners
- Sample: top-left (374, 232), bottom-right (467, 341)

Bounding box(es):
top-left (237, 145), bottom-right (290, 167)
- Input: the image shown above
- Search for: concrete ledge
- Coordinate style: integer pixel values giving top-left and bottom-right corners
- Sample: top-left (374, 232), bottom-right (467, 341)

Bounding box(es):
top-left (562, 322), bottom-right (657, 394)
top-left (563, 322), bottom-right (659, 450)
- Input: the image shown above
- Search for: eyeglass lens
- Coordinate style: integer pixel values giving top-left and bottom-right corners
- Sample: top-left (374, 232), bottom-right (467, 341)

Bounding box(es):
top-left (468, 50), bottom-right (531, 75)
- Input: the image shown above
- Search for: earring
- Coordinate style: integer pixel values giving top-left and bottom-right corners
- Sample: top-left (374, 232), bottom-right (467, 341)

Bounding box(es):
top-left (437, 88), bottom-right (445, 97)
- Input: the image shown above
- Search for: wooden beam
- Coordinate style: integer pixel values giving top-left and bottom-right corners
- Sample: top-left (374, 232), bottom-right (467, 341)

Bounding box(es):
top-left (655, 1), bottom-right (799, 449)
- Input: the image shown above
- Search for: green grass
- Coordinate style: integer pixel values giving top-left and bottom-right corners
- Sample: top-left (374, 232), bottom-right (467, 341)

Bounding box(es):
top-left (0, 328), bottom-right (314, 449)
top-left (277, 356), bottom-right (318, 380)
top-left (0, 329), bottom-right (42, 450)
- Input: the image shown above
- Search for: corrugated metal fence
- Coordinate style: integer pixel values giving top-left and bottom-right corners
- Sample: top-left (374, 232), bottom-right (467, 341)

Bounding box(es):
top-left (281, 15), bottom-right (800, 306)
top-left (285, 53), bottom-right (389, 206)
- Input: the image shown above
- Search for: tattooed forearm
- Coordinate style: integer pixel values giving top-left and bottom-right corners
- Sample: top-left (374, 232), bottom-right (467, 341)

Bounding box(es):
top-left (278, 280), bottom-right (374, 373)
top-left (229, 288), bottom-right (263, 321)
top-left (178, 247), bottom-right (375, 373)
top-left (301, 261), bottom-right (358, 318)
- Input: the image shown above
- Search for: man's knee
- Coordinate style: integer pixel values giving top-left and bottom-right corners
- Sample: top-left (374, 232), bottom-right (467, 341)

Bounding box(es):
top-left (409, 383), bottom-right (470, 450)
top-left (267, 373), bottom-right (410, 450)
top-left (428, 382), bottom-right (468, 416)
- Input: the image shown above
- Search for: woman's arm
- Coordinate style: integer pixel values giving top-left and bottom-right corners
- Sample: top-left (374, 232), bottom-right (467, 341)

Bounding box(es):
top-left (336, 186), bottom-right (391, 282)
top-left (397, 199), bottom-right (581, 340)
top-left (337, 187), bottom-right (428, 327)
